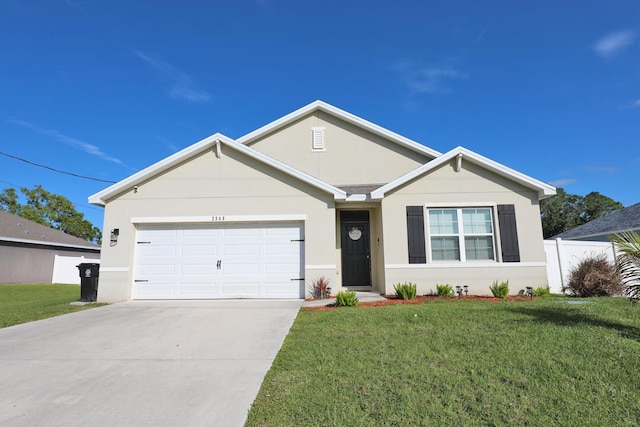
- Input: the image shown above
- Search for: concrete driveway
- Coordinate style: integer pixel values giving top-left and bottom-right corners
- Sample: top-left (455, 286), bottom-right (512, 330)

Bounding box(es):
top-left (0, 299), bottom-right (302, 427)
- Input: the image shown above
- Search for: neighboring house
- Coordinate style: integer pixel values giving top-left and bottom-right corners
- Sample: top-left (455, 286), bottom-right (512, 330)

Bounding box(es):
top-left (0, 210), bottom-right (100, 284)
top-left (89, 101), bottom-right (555, 302)
top-left (551, 202), bottom-right (640, 242)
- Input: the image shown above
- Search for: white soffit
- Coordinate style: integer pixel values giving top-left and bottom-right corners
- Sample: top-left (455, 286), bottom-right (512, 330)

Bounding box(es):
top-left (236, 100), bottom-right (442, 159)
top-left (88, 133), bottom-right (346, 206)
top-left (371, 146), bottom-right (556, 200)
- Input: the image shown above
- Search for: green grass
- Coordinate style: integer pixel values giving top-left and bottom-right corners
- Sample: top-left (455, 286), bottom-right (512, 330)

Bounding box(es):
top-left (0, 284), bottom-right (104, 329)
top-left (248, 298), bottom-right (640, 426)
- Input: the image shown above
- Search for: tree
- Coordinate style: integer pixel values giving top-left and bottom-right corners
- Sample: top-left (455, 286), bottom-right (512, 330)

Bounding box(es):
top-left (0, 185), bottom-right (101, 243)
top-left (540, 188), bottom-right (623, 239)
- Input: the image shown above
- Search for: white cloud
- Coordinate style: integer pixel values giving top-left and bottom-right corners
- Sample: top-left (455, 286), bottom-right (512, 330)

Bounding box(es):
top-left (7, 119), bottom-right (126, 166)
top-left (394, 62), bottom-right (466, 95)
top-left (593, 30), bottom-right (636, 58)
top-left (549, 178), bottom-right (578, 187)
top-left (631, 99), bottom-right (640, 108)
top-left (134, 50), bottom-right (211, 103)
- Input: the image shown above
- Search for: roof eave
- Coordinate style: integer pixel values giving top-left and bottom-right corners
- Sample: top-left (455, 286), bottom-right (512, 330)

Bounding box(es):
top-left (370, 146), bottom-right (556, 200)
top-left (88, 133), bottom-right (234, 206)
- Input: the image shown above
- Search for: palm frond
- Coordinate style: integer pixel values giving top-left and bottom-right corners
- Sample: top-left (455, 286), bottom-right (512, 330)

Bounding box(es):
top-left (610, 231), bottom-right (640, 301)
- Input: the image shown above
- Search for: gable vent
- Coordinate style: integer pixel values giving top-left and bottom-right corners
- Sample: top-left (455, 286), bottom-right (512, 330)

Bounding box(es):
top-left (311, 127), bottom-right (325, 151)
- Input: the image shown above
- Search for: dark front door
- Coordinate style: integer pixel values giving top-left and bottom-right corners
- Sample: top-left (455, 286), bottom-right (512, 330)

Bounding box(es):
top-left (340, 211), bottom-right (371, 287)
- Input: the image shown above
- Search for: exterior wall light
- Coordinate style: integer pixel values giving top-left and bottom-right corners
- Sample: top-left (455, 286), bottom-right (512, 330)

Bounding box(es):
top-left (110, 228), bottom-right (120, 246)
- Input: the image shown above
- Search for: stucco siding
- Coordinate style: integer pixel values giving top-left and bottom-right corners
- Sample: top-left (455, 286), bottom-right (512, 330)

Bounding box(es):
top-left (247, 111), bottom-right (430, 186)
top-left (380, 158), bottom-right (547, 294)
top-left (98, 145), bottom-right (338, 302)
top-left (0, 243), bottom-right (99, 284)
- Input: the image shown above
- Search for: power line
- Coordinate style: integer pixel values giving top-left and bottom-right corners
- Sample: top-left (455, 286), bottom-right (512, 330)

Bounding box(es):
top-left (0, 151), bottom-right (117, 183)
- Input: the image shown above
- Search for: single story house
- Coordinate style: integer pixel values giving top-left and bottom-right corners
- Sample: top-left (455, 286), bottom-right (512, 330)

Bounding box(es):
top-left (0, 210), bottom-right (100, 284)
top-left (551, 202), bottom-right (640, 242)
top-left (89, 101), bottom-right (555, 302)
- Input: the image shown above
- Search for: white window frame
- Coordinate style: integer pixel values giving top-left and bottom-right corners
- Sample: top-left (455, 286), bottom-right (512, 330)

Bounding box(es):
top-left (426, 206), bottom-right (497, 263)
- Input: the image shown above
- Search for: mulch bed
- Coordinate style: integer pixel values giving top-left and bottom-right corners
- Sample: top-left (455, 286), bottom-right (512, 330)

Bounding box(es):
top-left (304, 295), bottom-right (534, 310)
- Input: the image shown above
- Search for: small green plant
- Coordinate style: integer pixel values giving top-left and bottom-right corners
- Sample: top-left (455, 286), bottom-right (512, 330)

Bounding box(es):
top-left (307, 276), bottom-right (331, 299)
top-left (436, 284), bottom-right (454, 297)
top-left (489, 280), bottom-right (509, 299)
top-left (336, 290), bottom-right (359, 307)
top-left (393, 282), bottom-right (417, 300)
top-left (533, 286), bottom-right (551, 297)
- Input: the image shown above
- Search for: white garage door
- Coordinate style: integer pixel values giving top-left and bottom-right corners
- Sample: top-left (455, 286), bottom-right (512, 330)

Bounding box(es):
top-left (133, 223), bottom-right (304, 299)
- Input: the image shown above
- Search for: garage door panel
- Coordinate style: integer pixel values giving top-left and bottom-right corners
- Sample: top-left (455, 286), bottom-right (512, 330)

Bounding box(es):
top-left (222, 262), bottom-right (260, 275)
top-left (223, 227), bottom-right (260, 237)
top-left (140, 228), bottom-right (178, 238)
top-left (139, 244), bottom-right (177, 257)
top-left (181, 244), bottom-right (218, 256)
top-left (139, 264), bottom-right (176, 276)
top-left (182, 228), bottom-right (219, 237)
top-left (178, 283), bottom-right (217, 295)
top-left (134, 223), bottom-right (303, 299)
top-left (135, 283), bottom-right (175, 297)
top-left (222, 243), bottom-right (260, 256)
top-left (265, 243), bottom-right (300, 255)
top-left (179, 263), bottom-right (218, 275)
top-left (221, 282), bottom-right (260, 295)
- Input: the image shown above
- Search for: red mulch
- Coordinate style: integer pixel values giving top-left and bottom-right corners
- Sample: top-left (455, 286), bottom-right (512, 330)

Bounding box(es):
top-left (304, 295), bottom-right (533, 310)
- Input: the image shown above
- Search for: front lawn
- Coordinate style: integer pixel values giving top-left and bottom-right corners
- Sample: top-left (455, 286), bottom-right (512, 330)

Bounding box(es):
top-left (0, 284), bottom-right (103, 329)
top-left (248, 298), bottom-right (640, 426)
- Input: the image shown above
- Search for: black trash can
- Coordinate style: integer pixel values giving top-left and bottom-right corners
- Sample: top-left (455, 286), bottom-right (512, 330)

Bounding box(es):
top-left (77, 263), bottom-right (100, 302)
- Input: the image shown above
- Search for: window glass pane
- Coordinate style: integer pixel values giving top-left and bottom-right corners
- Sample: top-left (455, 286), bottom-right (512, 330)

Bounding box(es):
top-left (462, 208), bottom-right (492, 234)
top-left (429, 209), bottom-right (458, 234)
top-left (431, 237), bottom-right (460, 261)
top-left (464, 236), bottom-right (494, 260)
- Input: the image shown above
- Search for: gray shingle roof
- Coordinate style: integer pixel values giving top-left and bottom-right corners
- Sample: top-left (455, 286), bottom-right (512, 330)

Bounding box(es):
top-left (553, 202), bottom-right (640, 239)
top-left (0, 210), bottom-right (100, 250)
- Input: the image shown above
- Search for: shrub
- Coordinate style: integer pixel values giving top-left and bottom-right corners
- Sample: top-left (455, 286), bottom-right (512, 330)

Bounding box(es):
top-left (533, 286), bottom-right (551, 297)
top-left (336, 290), bottom-right (358, 307)
top-left (564, 253), bottom-right (623, 297)
top-left (307, 276), bottom-right (331, 299)
top-left (490, 280), bottom-right (509, 299)
top-left (436, 284), bottom-right (454, 297)
top-left (393, 282), bottom-right (417, 300)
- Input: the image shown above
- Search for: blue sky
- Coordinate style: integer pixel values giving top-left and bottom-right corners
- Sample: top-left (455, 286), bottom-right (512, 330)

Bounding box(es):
top-left (1, 1), bottom-right (639, 231)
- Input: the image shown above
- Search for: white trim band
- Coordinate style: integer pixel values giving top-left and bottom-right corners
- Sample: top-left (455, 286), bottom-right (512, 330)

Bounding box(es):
top-left (385, 262), bottom-right (547, 269)
top-left (131, 214), bottom-right (307, 224)
top-left (306, 265), bottom-right (336, 270)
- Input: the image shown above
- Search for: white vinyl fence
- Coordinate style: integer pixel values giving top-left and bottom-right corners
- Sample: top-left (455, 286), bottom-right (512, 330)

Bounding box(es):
top-left (544, 238), bottom-right (616, 294)
top-left (51, 255), bottom-right (100, 285)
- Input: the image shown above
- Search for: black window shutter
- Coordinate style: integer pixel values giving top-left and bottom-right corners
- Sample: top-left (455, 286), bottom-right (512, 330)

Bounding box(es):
top-left (406, 206), bottom-right (426, 264)
top-left (497, 204), bottom-right (520, 262)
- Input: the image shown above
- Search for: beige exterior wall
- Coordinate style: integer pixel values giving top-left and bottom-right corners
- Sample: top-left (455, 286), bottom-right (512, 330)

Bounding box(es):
top-left (97, 145), bottom-right (337, 302)
top-left (380, 158), bottom-right (547, 295)
top-left (247, 111), bottom-right (430, 186)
